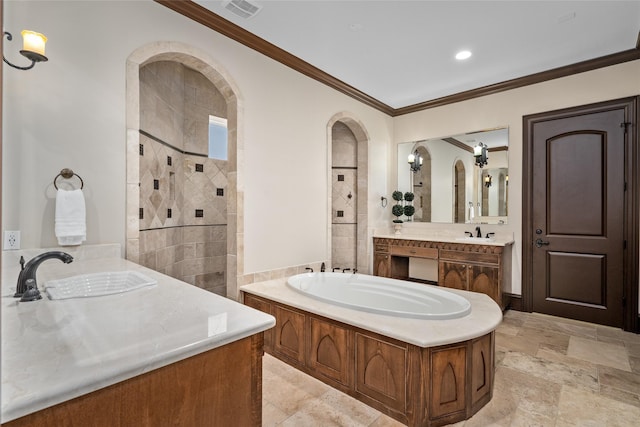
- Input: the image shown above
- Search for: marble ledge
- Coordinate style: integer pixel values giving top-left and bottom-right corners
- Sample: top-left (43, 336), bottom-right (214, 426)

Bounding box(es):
top-left (1, 244), bottom-right (274, 423)
top-left (374, 229), bottom-right (514, 247)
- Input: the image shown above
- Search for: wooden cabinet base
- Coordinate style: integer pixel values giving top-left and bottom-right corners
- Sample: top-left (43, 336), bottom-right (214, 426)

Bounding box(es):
top-left (244, 294), bottom-right (495, 427)
top-left (3, 334), bottom-right (264, 427)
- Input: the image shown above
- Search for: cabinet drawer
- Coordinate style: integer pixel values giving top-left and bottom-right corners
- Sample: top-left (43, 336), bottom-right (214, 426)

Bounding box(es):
top-left (439, 249), bottom-right (499, 265)
top-left (390, 245), bottom-right (438, 259)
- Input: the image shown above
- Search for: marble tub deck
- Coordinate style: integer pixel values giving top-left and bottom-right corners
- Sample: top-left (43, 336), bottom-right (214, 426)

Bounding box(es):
top-left (262, 310), bottom-right (640, 426)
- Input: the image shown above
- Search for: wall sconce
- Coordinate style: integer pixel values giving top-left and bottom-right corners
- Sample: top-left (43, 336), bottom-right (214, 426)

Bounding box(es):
top-left (505, 175), bottom-right (509, 186)
top-left (484, 174), bottom-right (492, 187)
top-left (408, 150), bottom-right (423, 173)
top-left (3, 30), bottom-right (48, 70)
top-left (474, 142), bottom-right (488, 168)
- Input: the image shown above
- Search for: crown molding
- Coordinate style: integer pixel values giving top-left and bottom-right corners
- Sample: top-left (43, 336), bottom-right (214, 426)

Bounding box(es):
top-left (157, 1), bottom-right (640, 117)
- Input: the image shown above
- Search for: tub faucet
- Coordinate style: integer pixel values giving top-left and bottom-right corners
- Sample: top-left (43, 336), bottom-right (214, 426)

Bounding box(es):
top-left (486, 232), bottom-right (495, 239)
top-left (342, 268), bottom-right (351, 273)
top-left (15, 251), bottom-right (74, 298)
top-left (464, 231), bottom-right (473, 237)
top-left (305, 267), bottom-right (313, 273)
top-left (320, 262), bottom-right (325, 272)
top-left (475, 226), bottom-right (482, 238)
top-left (332, 267), bottom-right (340, 272)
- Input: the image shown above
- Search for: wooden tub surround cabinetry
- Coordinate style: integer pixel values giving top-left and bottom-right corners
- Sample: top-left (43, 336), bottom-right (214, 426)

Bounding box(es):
top-left (244, 293), bottom-right (495, 427)
top-left (373, 237), bottom-right (512, 309)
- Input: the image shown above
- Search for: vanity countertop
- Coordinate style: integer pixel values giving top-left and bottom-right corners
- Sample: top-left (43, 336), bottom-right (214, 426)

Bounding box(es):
top-left (373, 232), bottom-right (514, 247)
top-left (241, 276), bottom-right (502, 348)
top-left (1, 247), bottom-right (275, 423)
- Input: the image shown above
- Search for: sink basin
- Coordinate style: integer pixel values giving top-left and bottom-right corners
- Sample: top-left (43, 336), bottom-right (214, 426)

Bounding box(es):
top-left (455, 237), bottom-right (496, 243)
top-left (45, 271), bottom-right (157, 300)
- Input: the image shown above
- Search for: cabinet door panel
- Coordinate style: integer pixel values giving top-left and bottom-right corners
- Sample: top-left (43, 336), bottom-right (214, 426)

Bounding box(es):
top-left (471, 334), bottom-right (493, 407)
top-left (469, 265), bottom-right (500, 305)
top-left (439, 261), bottom-right (468, 290)
top-left (273, 305), bottom-right (305, 365)
top-left (430, 345), bottom-right (467, 419)
top-left (244, 294), bottom-right (274, 352)
top-left (355, 333), bottom-right (407, 413)
top-left (374, 253), bottom-right (390, 277)
top-left (307, 317), bottom-right (353, 387)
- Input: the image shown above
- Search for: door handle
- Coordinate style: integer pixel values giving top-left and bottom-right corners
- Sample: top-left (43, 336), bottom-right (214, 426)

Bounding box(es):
top-left (535, 238), bottom-right (550, 248)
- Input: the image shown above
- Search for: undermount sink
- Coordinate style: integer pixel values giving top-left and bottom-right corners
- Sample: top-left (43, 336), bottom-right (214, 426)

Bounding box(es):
top-left (455, 237), bottom-right (496, 243)
top-left (45, 271), bottom-right (157, 300)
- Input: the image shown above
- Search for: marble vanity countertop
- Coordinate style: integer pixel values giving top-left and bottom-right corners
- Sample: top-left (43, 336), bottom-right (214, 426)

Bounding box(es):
top-left (241, 276), bottom-right (502, 348)
top-left (373, 232), bottom-right (514, 247)
top-left (1, 249), bottom-right (275, 423)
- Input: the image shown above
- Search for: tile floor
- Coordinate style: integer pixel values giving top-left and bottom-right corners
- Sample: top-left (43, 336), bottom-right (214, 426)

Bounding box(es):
top-left (262, 310), bottom-right (640, 426)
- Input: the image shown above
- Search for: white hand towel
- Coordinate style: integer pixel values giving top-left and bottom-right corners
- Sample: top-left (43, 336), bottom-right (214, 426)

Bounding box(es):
top-left (55, 189), bottom-right (86, 246)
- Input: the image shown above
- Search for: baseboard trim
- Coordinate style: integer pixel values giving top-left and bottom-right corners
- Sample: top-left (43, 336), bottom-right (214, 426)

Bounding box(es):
top-left (502, 293), bottom-right (523, 312)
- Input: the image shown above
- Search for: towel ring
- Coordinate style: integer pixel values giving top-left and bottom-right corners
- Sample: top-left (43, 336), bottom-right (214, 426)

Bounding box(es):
top-left (53, 168), bottom-right (84, 190)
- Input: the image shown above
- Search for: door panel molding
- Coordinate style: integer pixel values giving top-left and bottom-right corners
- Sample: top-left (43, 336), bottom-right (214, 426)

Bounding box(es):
top-left (522, 97), bottom-right (639, 332)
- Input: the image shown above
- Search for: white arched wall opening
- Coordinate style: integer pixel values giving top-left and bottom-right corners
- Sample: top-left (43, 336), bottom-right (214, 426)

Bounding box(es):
top-left (125, 42), bottom-right (244, 299)
top-left (327, 113), bottom-right (370, 273)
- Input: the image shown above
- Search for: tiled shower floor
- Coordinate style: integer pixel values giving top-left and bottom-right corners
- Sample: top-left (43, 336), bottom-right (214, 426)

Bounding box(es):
top-left (262, 310), bottom-right (640, 426)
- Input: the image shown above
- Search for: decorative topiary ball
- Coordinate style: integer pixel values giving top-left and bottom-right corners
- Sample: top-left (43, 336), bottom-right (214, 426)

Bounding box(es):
top-left (392, 191), bottom-right (404, 201)
top-left (392, 204), bottom-right (404, 218)
top-left (403, 205), bottom-right (415, 217)
top-left (404, 192), bottom-right (414, 202)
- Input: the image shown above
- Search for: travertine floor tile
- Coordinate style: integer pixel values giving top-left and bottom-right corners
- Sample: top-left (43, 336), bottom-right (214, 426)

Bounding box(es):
top-left (556, 385), bottom-right (640, 426)
top-left (567, 336), bottom-right (631, 371)
top-left (598, 365), bottom-right (640, 396)
top-left (279, 388), bottom-right (379, 427)
top-left (501, 351), bottom-right (598, 390)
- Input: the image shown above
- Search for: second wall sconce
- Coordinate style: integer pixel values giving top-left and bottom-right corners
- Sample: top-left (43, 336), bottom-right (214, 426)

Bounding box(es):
top-left (408, 150), bottom-right (423, 173)
top-left (3, 30), bottom-right (48, 70)
top-left (484, 174), bottom-right (492, 187)
top-left (474, 142), bottom-right (488, 168)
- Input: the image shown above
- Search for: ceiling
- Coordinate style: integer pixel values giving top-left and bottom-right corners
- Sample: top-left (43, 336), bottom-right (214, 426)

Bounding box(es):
top-left (191, 1), bottom-right (640, 111)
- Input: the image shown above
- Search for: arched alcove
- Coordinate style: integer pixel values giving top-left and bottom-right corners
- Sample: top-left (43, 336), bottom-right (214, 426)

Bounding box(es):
top-left (125, 42), bottom-right (243, 299)
top-left (327, 113), bottom-right (369, 273)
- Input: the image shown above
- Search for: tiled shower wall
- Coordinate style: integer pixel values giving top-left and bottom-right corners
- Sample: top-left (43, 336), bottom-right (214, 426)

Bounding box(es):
top-left (138, 61), bottom-right (227, 295)
top-left (331, 122), bottom-right (358, 270)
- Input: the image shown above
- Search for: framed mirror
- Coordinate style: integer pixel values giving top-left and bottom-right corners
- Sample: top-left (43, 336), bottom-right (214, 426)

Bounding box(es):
top-left (397, 127), bottom-right (508, 224)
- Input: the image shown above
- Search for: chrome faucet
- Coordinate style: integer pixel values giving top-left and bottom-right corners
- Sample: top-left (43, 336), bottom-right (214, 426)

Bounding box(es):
top-left (475, 226), bottom-right (482, 238)
top-left (15, 251), bottom-right (74, 298)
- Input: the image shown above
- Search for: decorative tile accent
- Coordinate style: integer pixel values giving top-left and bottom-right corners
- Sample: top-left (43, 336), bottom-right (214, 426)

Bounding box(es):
top-left (217, 188), bottom-right (224, 196)
top-left (153, 179), bottom-right (159, 190)
top-left (167, 208), bottom-right (172, 218)
top-left (337, 174), bottom-right (344, 181)
top-left (195, 209), bottom-right (204, 218)
top-left (139, 144), bottom-right (144, 155)
top-left (337, 210), bottom-right (344, 217)
top-left (167, 156), bottom-right (172, 166)
top-left (139, 208), bottom-right (144, 219)
top-left (195, 163), bottom-right (204, 172)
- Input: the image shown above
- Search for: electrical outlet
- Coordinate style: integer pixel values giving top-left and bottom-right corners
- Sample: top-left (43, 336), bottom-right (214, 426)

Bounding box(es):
top-left (3, 231), bottom-right (21, 250)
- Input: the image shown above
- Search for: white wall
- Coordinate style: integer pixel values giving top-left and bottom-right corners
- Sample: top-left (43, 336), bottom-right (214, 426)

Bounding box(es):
top-left (394, 59), bottom-right (640, 295)
top-left (2, 1), bottom-right (393, 274)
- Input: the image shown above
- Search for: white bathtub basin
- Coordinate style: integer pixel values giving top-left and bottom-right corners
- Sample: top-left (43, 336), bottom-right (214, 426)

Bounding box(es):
top-left (287, 272), bottom-right (471, 319)
top-left (45, 271), bottom-right (157, 300)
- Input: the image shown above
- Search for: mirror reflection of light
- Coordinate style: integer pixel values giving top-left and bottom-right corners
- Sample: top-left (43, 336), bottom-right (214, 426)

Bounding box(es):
top-left (208, 313), bottom-right (228, 337)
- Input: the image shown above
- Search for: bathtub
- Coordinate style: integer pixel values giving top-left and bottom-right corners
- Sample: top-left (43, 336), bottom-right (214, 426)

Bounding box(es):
top-left (286, 272), bottom-right (471, 320)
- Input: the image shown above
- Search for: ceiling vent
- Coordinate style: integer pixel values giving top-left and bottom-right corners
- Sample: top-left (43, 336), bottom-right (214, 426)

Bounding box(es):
top-left (223, 0), bottom-right (262, 19)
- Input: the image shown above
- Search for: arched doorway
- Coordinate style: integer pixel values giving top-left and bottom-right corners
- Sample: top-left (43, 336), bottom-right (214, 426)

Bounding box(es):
top-left (327, 114), bottom-right (369, 273)
top-left (125, 42), bottom-right (243, 299)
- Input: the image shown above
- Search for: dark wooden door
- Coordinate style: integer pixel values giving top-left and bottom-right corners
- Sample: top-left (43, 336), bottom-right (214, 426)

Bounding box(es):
top-left (530, 105), bottom-right (626, 327)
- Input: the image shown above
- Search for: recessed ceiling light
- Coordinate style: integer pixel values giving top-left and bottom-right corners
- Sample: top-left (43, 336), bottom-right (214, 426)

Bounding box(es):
top-left (349, 23), bottom-right (364, 31)
top-left (455, 50), bottom-right (472, 60)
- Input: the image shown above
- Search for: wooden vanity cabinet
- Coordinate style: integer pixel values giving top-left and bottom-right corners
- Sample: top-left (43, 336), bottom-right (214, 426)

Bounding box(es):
top-left (373, 237), bottom-right (508, 309)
